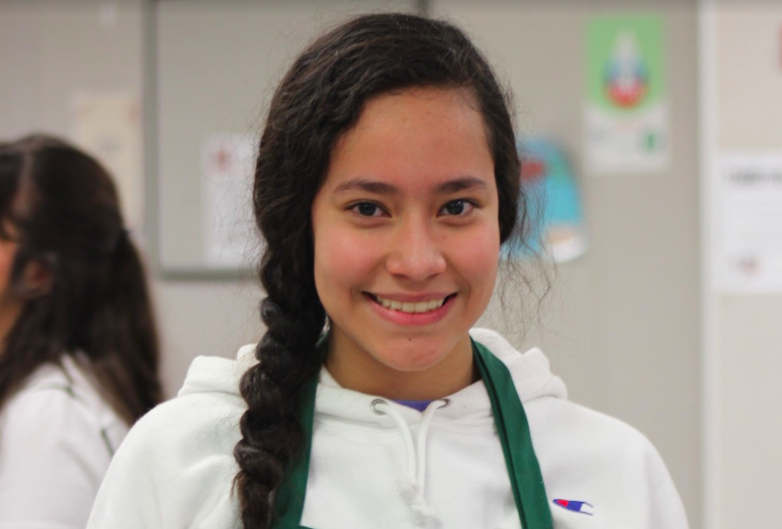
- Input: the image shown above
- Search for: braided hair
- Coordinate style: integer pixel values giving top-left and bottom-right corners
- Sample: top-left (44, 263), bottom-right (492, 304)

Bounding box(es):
top-left (235, 13), bottom-right (524, 528)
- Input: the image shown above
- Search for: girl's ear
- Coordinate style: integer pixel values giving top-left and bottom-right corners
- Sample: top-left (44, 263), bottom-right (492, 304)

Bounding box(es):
top-left (20, 258), bottom-right (53, 298)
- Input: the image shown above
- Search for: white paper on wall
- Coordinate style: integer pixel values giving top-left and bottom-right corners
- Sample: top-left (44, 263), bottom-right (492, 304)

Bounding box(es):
top-left (718, 154), bottom-right (782, 293)
top-left (201, 134), bottom-right (259, 268)
top-left (584, 102), bottom-right (670, 174)
top-left (71, 93), bottom-right (143, 233)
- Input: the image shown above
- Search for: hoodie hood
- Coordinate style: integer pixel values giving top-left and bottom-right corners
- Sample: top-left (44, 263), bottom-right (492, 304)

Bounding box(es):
top-left (178, 327), bottom-right (567, 417)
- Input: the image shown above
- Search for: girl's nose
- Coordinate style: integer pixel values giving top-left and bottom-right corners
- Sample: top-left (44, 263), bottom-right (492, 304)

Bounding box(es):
top-left (385, 219), bottom-right (446, 281)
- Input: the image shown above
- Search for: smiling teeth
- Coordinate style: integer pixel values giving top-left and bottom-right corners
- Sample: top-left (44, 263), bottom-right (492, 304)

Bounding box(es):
top-left (375, 296), bottom-right (447, 313)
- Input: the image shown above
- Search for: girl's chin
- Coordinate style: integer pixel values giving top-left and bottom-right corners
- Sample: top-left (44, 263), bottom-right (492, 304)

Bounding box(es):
top-left (376, 356), bottom-right (447, 373)
top-left (369, 339), bottom-right (464, 372)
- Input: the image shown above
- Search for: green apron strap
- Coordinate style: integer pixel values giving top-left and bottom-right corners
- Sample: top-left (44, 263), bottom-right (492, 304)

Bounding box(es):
top-left (272, 332), bottom-right (322, 529)
top-left (273, 374), bottom-right (317, 529)
top-left (473, 339), bottom-right (554, 529)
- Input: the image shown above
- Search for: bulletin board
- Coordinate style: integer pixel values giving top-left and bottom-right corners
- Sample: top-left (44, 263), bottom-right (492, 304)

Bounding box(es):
top-left (146, 0), bottom-right (418, 278)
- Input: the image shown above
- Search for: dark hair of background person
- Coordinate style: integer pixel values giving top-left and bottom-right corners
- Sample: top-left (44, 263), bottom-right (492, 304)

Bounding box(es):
top-left (0, 134), bottom-right (162, 426)
top-left (235, 13), bottom-right (529, 529)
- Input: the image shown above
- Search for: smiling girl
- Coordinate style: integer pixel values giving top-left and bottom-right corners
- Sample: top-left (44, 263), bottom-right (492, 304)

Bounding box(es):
top-left (87, 13), bottom-right (688, 529)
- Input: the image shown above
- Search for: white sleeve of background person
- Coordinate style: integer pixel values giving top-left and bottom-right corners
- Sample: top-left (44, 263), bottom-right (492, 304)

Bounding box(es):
top-left (0, 387), bottom-right (114, 528)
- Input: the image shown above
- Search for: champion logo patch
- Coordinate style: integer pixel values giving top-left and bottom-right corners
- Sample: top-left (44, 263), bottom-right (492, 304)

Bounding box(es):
top-left (552, 499), bottom-right (593, 516)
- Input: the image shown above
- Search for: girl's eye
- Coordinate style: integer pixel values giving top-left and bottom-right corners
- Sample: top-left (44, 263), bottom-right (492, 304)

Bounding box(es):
top-left (440, 199), bottom-right (474, 217)
top-left (351, 202), bottom-right (385, 217)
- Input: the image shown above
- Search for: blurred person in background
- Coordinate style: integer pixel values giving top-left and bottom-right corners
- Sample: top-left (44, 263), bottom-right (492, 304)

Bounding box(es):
top-left (0, 134), bottom-right (162, 528)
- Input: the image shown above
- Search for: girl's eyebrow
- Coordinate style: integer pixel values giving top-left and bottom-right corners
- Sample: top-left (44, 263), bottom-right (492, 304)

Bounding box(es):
top-left (333, 176), bottom-right (487, 195)
top-left (334, 178), bottom-right (397, 195)
top-left (436, 176), bottom-right (487, 194)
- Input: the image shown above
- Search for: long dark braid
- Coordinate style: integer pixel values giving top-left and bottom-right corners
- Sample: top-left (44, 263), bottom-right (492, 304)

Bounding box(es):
top-left (234, 13), bottom-right (523, 528)
top-left (234, 258), bottom-right (324, 527)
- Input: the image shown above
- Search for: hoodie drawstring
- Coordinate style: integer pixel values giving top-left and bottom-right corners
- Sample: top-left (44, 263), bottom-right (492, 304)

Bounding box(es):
top-left (371, 398), bottom-right (448, 526)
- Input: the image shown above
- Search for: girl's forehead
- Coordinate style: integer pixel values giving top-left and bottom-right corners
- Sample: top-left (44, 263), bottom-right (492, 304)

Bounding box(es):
top-left (348, 87), bottom-right (482, 139)
top-left (322, 87), bottom-right (494, 193)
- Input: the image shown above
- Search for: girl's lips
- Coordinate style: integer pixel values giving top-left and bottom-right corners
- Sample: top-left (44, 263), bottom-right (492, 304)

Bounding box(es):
top-left (368, 292), bottom-right (454, 303)
top-left (365, 292), bottom-right (456, 326)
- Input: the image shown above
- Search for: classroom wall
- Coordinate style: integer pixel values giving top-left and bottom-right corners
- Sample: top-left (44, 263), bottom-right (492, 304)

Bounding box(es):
top-left (708, 4), bottom-right (782, 528)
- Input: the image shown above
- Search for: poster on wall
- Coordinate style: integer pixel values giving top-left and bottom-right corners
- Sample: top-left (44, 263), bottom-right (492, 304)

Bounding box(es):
top-left (72, 93), bottom-right (143, 233)
top-left (506, 138), bottom-right (588, 263)
top-left (718, 154), bottom-right (782, 293)
top-left (584, 15), bottom-right (670, 175)
top-left (201, 134), bottom-right (259, 268)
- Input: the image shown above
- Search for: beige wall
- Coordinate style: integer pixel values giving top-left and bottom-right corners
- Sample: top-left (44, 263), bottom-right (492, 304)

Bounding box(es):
top-left (707, 4), bottom-right (782, 528)
top-left (716, 7), bottom-right (782, 152)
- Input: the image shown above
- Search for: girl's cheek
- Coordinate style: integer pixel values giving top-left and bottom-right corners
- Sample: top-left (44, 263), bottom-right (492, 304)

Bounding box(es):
top-left (316, 227), bottom-right (385, 281)
top-left (448, 226), bottom-right (501, 276)
top-left (462, 246), bottom-right (500, 279)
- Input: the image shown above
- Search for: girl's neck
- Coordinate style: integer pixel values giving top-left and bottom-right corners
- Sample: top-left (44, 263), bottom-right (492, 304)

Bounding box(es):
top-left (324, 332), bottom-right (476, 400)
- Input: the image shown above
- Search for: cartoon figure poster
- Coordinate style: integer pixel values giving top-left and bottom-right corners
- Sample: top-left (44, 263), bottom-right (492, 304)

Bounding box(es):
top-left (507, 138), bottom-right (588, 264)
top-left (585, 15), bottom-right (670, 174)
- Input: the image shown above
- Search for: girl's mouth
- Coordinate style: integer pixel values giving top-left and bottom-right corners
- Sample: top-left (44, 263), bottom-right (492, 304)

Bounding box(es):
top-left (366, 293), bottom-right (457, 314)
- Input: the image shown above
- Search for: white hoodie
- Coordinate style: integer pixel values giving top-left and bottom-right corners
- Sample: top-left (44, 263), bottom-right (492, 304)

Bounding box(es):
top-left (87, 329), bottom-right (688, 528)
top-left (0, 355), bottom-right (128, 529)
